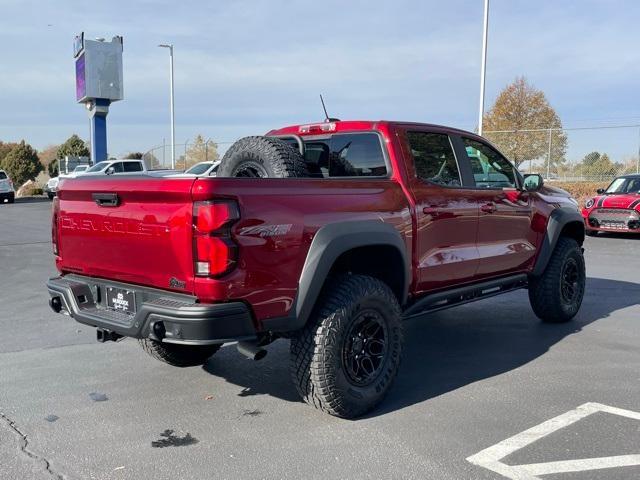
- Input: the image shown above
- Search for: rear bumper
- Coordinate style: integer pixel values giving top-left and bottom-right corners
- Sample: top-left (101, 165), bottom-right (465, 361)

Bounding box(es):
top-left (47, 274), bottom-right (257, 345)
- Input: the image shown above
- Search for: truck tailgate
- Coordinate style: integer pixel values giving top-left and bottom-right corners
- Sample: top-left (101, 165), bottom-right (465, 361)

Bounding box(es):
top-left (56, 175), bottom-right (197, 293)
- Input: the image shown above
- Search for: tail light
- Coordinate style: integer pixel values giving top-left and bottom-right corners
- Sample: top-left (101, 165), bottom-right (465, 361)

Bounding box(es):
top-left (51, 197), bottom-right (60, 255)
top-left (193, 200), bottom-right (240, 277)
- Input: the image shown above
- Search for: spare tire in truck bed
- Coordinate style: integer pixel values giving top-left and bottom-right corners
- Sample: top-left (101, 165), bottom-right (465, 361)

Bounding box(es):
top-left (218, 136), bottom-right (309, 178)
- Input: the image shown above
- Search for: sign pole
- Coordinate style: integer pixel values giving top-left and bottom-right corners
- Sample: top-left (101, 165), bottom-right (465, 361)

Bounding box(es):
top-left (478, 0), bottom-right (489, 136)
top-left (87, 99), bottom-right (111, 162)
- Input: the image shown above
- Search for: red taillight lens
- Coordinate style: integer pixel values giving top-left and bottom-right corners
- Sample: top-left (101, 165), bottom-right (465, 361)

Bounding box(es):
top-left (51, 198), bottom-right (60, 256)
top-left (195, 201), bottom-right (237, 233)
top-left (193, 200), bottom-right (239, 277)
top-left (195, 236), bottom-right (237, 276)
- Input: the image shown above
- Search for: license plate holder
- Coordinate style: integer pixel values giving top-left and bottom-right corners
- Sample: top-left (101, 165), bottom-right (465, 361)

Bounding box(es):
top-left (105, 287), bottom-right (136, 315)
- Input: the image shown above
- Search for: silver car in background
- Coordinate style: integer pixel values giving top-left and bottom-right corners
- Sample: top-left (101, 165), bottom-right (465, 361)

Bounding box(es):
top-left (184, 161), bottom-right (221, 176)
top-left (0, 170), bottom-right (15, 204)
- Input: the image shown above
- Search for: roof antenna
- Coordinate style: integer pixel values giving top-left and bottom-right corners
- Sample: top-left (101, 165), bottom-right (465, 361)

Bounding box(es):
top-left (320, 94), bottom-right (330, 122)
top-left (319, 94), bottom-right (340, 122)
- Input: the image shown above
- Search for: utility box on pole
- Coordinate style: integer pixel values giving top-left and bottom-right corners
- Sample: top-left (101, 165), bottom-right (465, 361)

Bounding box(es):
top-left (74, 33), bottom-right (123, 163)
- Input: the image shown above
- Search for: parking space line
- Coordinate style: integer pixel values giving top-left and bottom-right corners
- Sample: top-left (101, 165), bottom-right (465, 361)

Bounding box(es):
top-left (466, 402), bottom-right (640, 480)
top-left (518, 454), bottom-right (640, 476)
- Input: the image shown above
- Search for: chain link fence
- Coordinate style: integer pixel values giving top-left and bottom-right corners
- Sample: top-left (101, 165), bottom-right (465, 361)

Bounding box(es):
top-left (484, 125), bottom-right (640, 183)
top-left (143, 140), bottom-right (234, 170)
top-left (143, 126), bottom-right (640, 194)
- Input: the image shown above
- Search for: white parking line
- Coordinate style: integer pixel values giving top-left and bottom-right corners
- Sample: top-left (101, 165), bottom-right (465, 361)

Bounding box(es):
top-left (466, 402), bottom-right (640, 480)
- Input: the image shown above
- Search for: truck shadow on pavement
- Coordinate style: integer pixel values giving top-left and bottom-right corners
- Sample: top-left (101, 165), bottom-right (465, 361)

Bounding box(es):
top-left (594, 232), bottom-right (640, 240)
top-left (14, 196), bottom-right (51, 204)
top-left (203, 276), bottom-right (639, 416)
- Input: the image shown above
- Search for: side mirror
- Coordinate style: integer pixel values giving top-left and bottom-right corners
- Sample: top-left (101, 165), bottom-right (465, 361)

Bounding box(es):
top-left (523, 173), bottom-right (544, 192)
top-left (596, 188), bottom-right (605, 194)
top-left (105, 167), bottom-right (115, 175)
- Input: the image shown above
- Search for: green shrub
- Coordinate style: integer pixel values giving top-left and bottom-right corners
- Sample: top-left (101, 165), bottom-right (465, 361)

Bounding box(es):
top-left (1, 140), bottom-right (42, 186)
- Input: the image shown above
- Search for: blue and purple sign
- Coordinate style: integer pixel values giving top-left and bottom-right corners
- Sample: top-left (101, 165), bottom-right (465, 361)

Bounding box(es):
top-left (75, 53), bottom-right (86, 101)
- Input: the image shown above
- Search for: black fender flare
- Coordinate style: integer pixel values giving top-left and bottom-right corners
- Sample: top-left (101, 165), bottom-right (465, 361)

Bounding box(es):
top-left (263, 221), bottom-right (410, 332)
top-left (532, 207), bottom-right (585, 276)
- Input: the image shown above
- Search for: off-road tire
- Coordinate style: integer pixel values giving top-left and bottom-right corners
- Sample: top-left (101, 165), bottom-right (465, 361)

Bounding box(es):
top-left (138, 339), bottom-right (222, 367)
top-left (528, 236), bottom-right (585, 323)
top-left (290, 274), bottom-right (403, 419)
top-left (218, 136), bottom-right (309, 178)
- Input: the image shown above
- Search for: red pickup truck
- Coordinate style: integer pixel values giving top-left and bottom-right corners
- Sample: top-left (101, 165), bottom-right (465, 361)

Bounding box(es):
top-left (47, 120), bottom-right (585, 418)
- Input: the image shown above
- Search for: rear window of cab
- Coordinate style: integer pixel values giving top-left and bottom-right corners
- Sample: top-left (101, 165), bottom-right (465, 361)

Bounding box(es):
top-left (282, 133), bottom-right (387, 178)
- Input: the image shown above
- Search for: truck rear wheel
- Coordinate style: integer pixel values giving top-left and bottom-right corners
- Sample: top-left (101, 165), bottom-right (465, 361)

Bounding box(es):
top-left (290, 274), bottom-right (403, 418)
top-left (217, 136), bottom-right (309, 178)
top-left (528, 236), bottom-right (585, 323)
top-left (138, 339), bottom-right (222, 367)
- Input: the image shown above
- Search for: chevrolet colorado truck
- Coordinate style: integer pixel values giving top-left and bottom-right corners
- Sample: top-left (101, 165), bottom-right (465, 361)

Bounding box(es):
top-left (47, 120), bottom-right (586, 418)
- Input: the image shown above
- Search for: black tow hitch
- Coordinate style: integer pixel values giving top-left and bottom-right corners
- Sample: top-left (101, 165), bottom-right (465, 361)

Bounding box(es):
top-left (96, 328), bottom-right (123, 343)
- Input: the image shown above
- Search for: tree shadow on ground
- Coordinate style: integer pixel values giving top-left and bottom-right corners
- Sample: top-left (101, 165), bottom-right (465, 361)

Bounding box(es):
top-left (202, 277), bottom-right (639, 416)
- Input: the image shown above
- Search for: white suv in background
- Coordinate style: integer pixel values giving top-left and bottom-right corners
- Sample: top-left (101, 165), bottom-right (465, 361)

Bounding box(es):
top-left (0, 170), bottom-right (15, 204)
top-left (45, 164), bottom-right (91, 199)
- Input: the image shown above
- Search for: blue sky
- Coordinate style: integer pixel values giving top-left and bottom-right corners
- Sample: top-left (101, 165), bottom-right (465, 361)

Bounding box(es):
top-left (1, 0), bottom-right (639, 162)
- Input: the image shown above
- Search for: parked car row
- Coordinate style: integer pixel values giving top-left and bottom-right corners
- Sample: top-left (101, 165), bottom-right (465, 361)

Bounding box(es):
top-left (43, 159), bottom-right (220, 200)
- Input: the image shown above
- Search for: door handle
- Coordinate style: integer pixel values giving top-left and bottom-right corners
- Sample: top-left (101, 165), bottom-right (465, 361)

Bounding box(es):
top-left (480, 202), bottom-right (496, 214)
top-left (92, 192), bottom-right (119, 207)
top-left (423, 207), bottom-right (439, 214)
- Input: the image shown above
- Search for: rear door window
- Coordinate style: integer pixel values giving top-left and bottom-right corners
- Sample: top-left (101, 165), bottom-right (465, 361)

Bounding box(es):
top-left (406, 131), bottom-right (461, 187)
top-left (302, 133), bottom-right (387, 178)
top-left (123, 162), bottom-right (143, 172)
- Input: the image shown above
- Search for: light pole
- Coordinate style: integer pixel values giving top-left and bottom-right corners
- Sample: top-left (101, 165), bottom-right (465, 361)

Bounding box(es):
top-left (158, 44), bottom-right (175, 169)
top-left (478, 0), bottom-right (489, 136)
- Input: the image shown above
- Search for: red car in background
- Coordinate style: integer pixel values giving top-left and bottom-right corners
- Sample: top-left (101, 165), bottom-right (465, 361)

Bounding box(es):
top-left (582, 174), bottom-right (640, 235)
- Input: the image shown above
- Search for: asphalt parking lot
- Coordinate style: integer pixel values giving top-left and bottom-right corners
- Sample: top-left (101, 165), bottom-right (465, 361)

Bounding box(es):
top-left (1, 199), bottom-right (639, 480)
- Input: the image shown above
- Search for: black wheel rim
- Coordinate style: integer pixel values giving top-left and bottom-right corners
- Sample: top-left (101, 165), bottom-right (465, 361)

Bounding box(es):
top-left (232, 161), bottom-right (268, 178)
top-left (342, 309), bottom-right (388, 387)
top-left (560, 258), bottom-right (580, 303)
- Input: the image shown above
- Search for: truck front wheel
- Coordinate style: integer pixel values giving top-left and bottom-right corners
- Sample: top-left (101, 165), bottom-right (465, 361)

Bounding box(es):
top-left (290, 274), bottom-right (403, 418)
top-left (138, 339), bottom-right (222, 367)
top-left (528, 236), bottom-right (585, 323)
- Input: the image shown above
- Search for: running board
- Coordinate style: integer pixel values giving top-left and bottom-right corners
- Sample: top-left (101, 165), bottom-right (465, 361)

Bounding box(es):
top-left (403, 274), bottom-right (528, 318)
